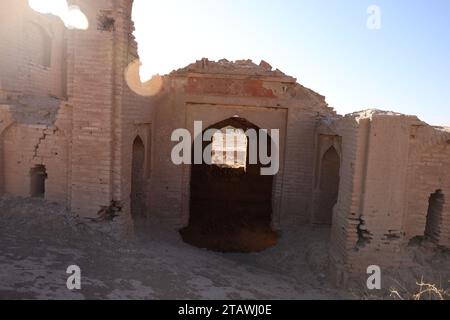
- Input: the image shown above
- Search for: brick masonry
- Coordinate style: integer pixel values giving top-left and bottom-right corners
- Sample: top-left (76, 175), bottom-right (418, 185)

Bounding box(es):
top-left (0, 0), bottom-right (449, 281)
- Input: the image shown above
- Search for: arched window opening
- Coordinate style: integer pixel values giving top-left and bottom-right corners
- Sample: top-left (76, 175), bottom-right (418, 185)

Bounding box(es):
top-left (131, 136), bottom-right (146, 221)
top-left (30, 165), bottom-right (47, 198)
top-left (425, 190), bottom-right (445, 243)
top-left (313, 146), bottom-right (340, 225)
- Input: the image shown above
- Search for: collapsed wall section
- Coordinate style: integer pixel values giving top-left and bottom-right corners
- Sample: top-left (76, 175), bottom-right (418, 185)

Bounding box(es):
top-left (327, 110), bottom-right (450, 285)
top-left (405, 125), bottom-right (450, 247)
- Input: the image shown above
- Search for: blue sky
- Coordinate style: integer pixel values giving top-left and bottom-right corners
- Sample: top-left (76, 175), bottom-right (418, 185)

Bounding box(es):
top-left (132, 0), bottom-right (450, 125)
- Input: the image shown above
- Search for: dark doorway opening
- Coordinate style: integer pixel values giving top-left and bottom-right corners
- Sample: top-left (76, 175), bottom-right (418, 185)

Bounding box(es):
top-left (180, 117), bottom-right (278, 253)
top-left (131, 136), bottom-right (146, 221)
top-left (30, 165), bottom-right (47, 198)
top-left (425, 190), bottom-right (444, 243)
top-left (314, 146), bottom-right (340, 225)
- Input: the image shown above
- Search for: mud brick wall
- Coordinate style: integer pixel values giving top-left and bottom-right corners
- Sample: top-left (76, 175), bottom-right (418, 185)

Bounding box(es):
top-left (148, 64), bottom-right (336, 228)
top-left (67, 0), bottom-right (149, 221)
top-left (1, 0), bottom-right (449, 279)
top-left (405, 125), bottom-right (450, 247)
top-left (327, 111), bottom-right (450, 284)
top-left (0, 0), bottom-right (67, 98)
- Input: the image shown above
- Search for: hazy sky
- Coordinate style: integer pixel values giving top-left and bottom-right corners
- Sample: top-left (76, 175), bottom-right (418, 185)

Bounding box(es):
top-left (132, 0), bottom-right (450, 125)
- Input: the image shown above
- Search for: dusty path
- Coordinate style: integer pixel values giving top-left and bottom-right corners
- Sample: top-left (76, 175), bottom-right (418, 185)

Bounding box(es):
top-left (0, 196), bottom-right (350, 300)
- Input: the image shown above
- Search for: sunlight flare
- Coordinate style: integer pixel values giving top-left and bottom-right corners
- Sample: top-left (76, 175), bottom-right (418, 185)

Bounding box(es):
top-left (125, 60), bottom-right (164, 97)
top-left (28, 0), bottom-right (88, 30)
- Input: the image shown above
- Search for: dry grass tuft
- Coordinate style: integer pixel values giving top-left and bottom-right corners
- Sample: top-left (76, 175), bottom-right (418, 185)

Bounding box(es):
top-left (390, 277), bottom-right (449, 300)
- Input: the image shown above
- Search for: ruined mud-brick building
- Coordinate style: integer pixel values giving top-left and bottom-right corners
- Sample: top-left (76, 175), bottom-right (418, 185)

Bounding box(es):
top-left (1, 0), bottom-right (449, 284)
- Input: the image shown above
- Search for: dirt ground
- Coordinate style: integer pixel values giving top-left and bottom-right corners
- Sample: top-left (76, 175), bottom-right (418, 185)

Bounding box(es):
top-left (0, 195), bottom-right (448, 300)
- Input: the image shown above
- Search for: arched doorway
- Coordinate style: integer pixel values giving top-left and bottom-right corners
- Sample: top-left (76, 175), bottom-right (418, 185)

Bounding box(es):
top-left (131, 136), bottom-right (146, 220)
top-left (180, 117), bottom-right (278, 252)
top-left (425, 190), bottom-right (444, 243)
top-left (314, 146), bottom-right (340, 225)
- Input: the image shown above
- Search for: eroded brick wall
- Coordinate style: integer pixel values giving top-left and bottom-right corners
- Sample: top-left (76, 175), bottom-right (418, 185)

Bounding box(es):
top-left (327, 112), bottom-right (450, 284)
top-left (324, 114), bottom-right (367, 285)
top-left (0, 0), bottom-right (152, 230)
top-left (405, 126), bottom-right (450, 247)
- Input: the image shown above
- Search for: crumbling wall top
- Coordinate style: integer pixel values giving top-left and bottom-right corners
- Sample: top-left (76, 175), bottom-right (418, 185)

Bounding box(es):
top-left (170, 58), bottom-right (297, 83)
top-left (346, 108), bottom-right (413, 119)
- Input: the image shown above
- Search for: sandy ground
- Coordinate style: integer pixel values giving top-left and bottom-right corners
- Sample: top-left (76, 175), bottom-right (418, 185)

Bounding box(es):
top-left (0, 196), bottom-right (350, 300)
top-left (0, 195), bottom-right (448, 300)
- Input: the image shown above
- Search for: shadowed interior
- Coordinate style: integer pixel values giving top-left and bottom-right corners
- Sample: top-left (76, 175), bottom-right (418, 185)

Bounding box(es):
top-left (131, 136), bottom-right (146, 220)
top-left (425, 190), bottom-right (445, 243)
top-left (180, 117), bottom-right (278, 252)
top-left (30, 165), bottom-right (47, 198)
top-left (314, 146), bottom-right (340, 225)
